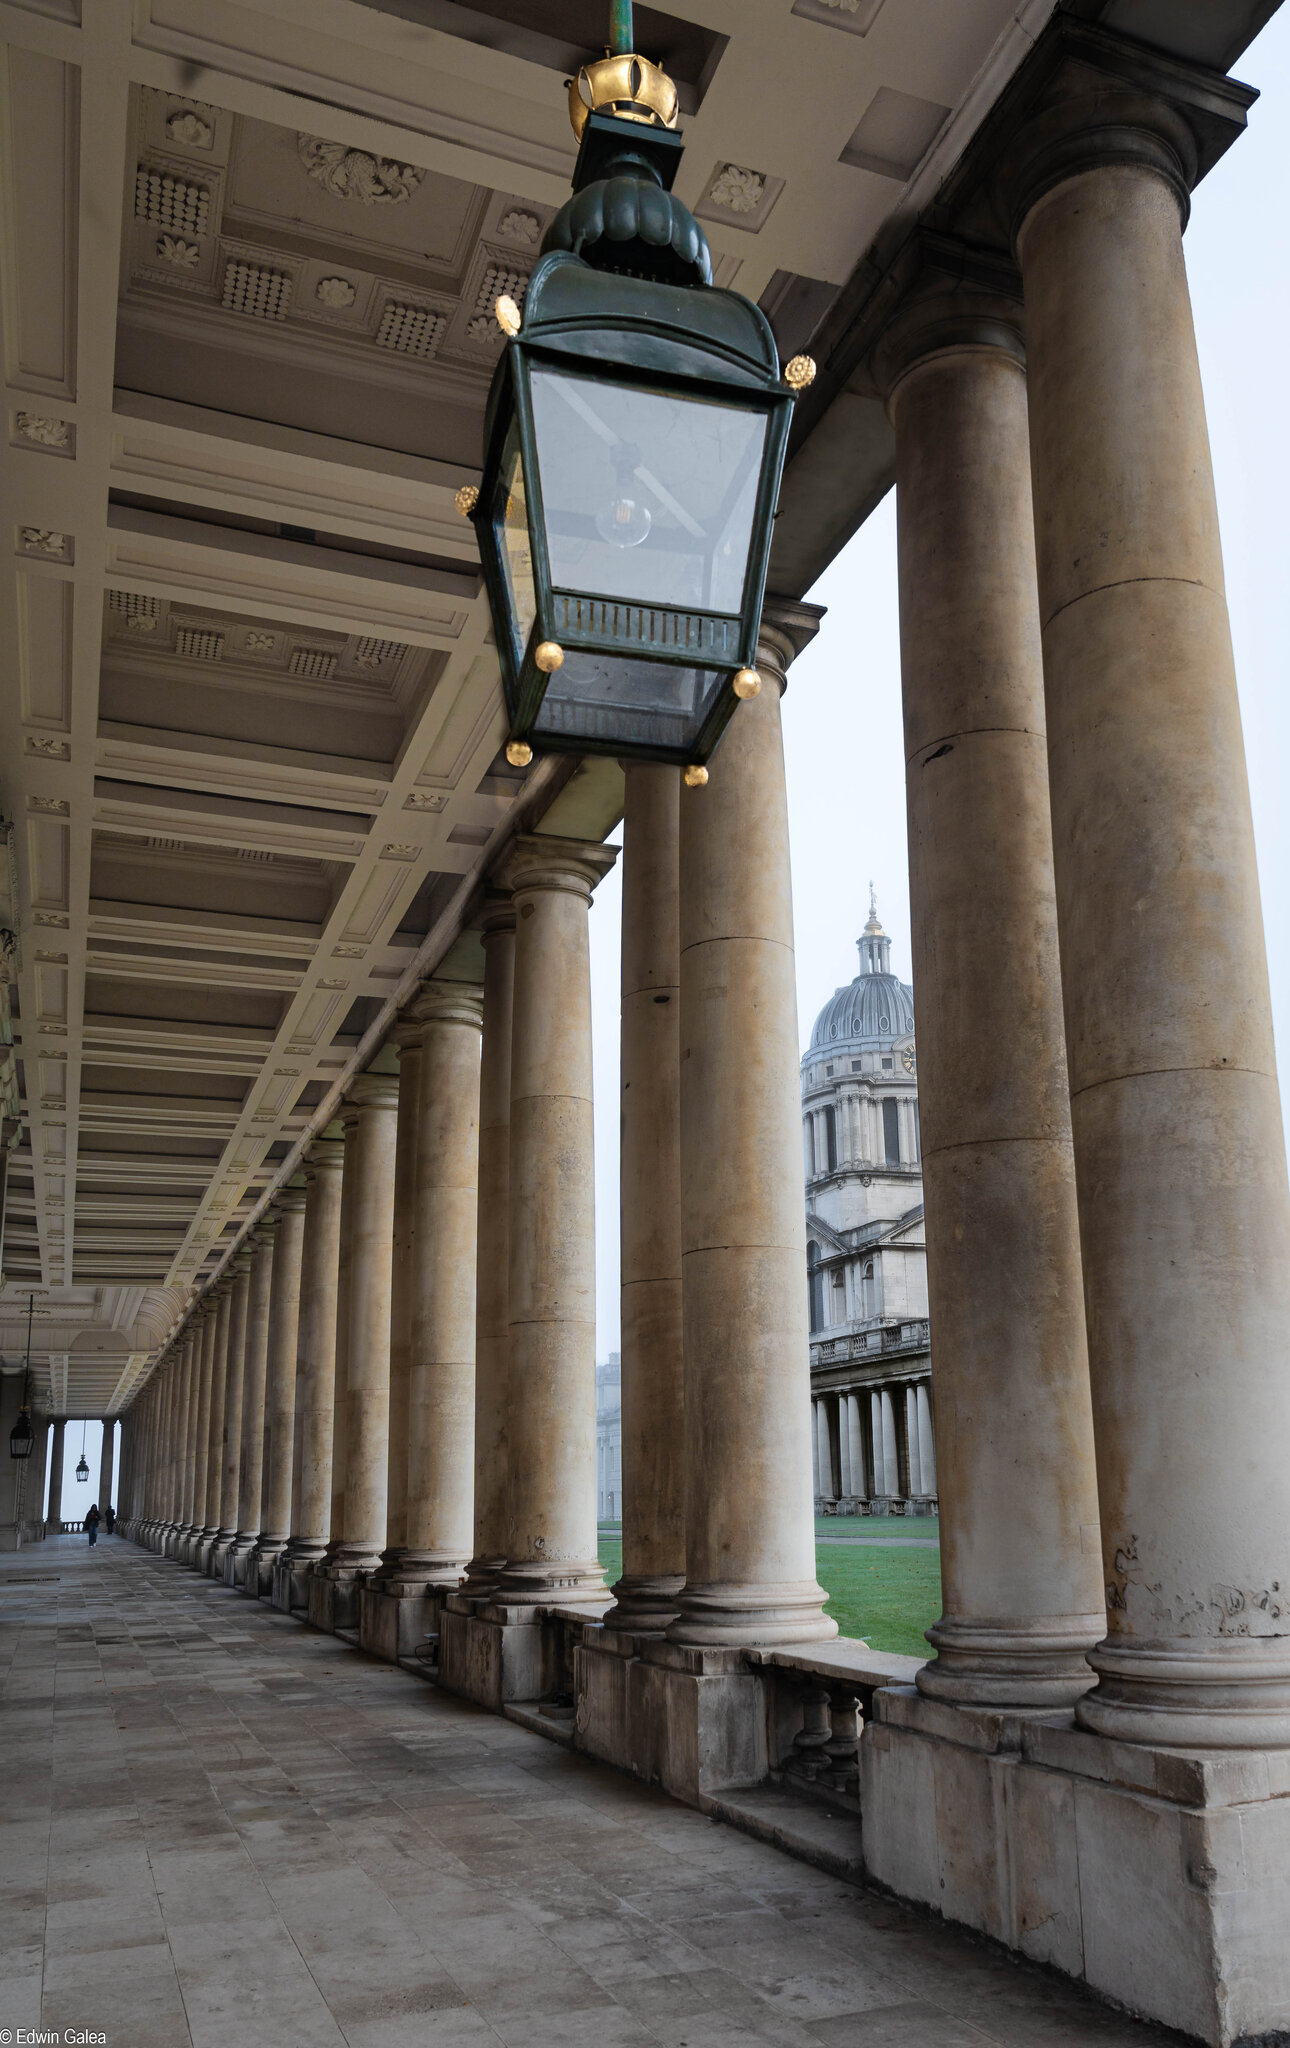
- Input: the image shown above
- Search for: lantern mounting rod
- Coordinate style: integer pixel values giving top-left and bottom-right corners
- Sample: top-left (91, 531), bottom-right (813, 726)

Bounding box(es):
top-left (609, 0), bottom-right (633, 57)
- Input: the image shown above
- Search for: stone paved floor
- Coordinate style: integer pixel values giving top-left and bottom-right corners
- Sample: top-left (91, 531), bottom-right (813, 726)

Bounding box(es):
top-left (0, 1536), bottom-right (1186, 2048)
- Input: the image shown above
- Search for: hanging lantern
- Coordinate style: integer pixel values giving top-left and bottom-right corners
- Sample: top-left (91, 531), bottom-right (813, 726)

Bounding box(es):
top-left (75, 1417), bottom-right (89, 1484)
top-left (464, 5), bottom-right (812, 774)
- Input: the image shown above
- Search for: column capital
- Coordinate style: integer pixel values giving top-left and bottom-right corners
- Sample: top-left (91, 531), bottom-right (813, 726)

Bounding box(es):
top-left (269, 1180), bottom-right (308, 1218)
top-left (229, 1245), bottom-right (254, 1277)
top-left (304, 1130), bottom-right (345, 1180)
top-left (755, 599), bottom-right (825, 693)
top-left (409, 978), bottom-right (484, 1035)
top-left (251, 1213), bottom-right (278, 1247)
top-left (866, 231), bottom-right (1024, 405)
top-left (497, 832), bottom-right (618, 901)
top-left (476, 887), bottom-right (516, 944)
top-left (342, 1071), bottom-right (400, 1116)
top-left (947, 17), bottom-right (1256, 248)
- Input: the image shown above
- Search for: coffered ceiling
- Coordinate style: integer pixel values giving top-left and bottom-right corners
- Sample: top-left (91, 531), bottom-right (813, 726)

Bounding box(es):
top-left (0, 0), bottom-right (1272, 1413)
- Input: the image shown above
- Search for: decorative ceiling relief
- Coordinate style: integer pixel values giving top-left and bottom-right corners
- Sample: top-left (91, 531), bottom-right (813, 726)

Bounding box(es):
top-left (297, 135), bottom-right (427, 206)
top-left (157, 235), bottom-right (201, 268)
top-left (14, 413), bottom-right (72, 452)
top-left (696, 162), bottom-right (785, 234)
top-left (167, 106), bottom-right (215, 150)
top-left (18, 527), bottom-right (72, 561)
top-left (316, 275), bottom-right (357, 308)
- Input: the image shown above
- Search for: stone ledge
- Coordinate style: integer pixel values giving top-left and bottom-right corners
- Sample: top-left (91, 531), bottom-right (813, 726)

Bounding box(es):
top-left (505, 1699), bottom-right (575, 1747)
top-left (700, 1784), bottom-right (865, 1882)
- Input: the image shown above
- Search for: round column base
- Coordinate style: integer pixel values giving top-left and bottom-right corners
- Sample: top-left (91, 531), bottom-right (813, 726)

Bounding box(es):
top-left (918, 1614), bottom-right (1103, 1708)
top-left (667, 1578), bottom-right (837, 1648)
top-left (603, 1572), bottom-right (685, 1635)
top-left (461, 1554), bottom-right (506, 1599)
top-left (495, 1557), bottom-right (609, 1606)
top-left (1075, 1639), bottom-right (1290, 1749)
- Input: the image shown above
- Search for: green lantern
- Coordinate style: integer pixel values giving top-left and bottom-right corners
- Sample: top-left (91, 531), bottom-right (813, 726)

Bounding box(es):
top-left (463, 6), bottom-right (814, 777)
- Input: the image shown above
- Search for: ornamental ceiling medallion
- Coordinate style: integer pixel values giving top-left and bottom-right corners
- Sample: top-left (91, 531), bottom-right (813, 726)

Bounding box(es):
top-left (296, 135), bottom-right (427, 206)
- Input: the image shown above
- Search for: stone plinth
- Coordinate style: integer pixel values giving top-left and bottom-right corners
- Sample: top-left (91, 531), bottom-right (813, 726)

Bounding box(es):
top-left (575, 1632), bottom-right (768, 1807)
top-left (306, 1567), bottom-right (368, 1634)
top-left (438, 1593), bottom-right (591, 1711)
top-left (358, 1582), bottom-right (444, 1664)
top-left (861, 1687), bottom-right (1290, 2046)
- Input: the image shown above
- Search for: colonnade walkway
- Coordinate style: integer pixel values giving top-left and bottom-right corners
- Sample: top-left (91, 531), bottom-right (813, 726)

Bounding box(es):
top-left (1, 1538), bottom-right (1184, 2048)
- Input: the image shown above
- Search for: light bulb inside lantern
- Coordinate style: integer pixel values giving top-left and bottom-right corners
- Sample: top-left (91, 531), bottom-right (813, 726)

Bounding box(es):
top-left (596, 493), bottom-right (652, 548)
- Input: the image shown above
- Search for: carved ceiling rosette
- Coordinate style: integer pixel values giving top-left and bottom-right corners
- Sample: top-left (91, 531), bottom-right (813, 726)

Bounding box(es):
top-left (296, 134), bottom-right (427, 206)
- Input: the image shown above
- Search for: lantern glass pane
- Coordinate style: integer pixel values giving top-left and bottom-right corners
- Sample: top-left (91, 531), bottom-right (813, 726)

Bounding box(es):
top-left (493, 426), bottom-right (537, 665)
top-left (536, 650), bottom-right (724, 751)
top-left (530, 370), bottom-right (768, 615)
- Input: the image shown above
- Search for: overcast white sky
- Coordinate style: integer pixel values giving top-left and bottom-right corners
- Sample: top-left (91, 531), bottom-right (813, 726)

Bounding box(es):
top-left (590, 10), bottom-right (1290, 1357)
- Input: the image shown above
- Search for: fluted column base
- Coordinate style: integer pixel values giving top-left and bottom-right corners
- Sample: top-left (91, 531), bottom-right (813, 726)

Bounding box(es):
top-left (603, 1572), bottom-right (684, 1635)
top-left (1076, 1638), bottom-right (1290, 1750)
top-left (918, 1614), bottom-right (1104, 1709)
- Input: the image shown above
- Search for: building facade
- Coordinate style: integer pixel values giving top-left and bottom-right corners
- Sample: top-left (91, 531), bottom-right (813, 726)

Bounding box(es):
top-left (596, 1352), bottom-right (622, 1523)
top-left (804, 893), bottom-right (935, 1514)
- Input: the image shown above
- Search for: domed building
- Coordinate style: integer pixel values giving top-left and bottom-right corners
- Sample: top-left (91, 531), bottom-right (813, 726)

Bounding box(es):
top-left (802, 890), bottom-right (936, 1515)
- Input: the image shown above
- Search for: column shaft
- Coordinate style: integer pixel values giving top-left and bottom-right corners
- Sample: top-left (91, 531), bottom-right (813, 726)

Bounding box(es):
top-left (398, 982), bottom-right (483, 1583)
top-left (671, 622), bottom-right (833, 1645)
top-left (289, 1131), bottom-right (345, 1564)
top-left (258, 1188), bottom-right (307, 1560)
top-left (232, 1224), bottom-right (276, 1556)
top-left (497, 835), bottom-right (616, 1605)
top-left (201, 1285), bottom-right (231, 1538)
top-left (335, 1074), bottom-right (399, 1572)
top-left (97, 1418), bottom-right (115, 1517)
top-left (885, 307), bottom-right (1103, 1703)
top-left (214, 1254), bottom-right (252, 1555)
top-left (1019, 156), bottom-right (1290, 1744)
top-left (381, 1031), bottom-right (422, 1569)
top-left (47, 1419), bottom-right (65, 1532)
top-left (465, 897), bottom-right (515, 1591)
top-left (608, 763), bottom-right (685, 1630)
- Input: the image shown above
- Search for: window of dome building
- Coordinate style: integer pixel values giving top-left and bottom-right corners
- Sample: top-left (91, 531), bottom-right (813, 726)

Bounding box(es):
top-left (807, 1241), bottom-right (823, 1333)
top-left (883, 1096), bottom-right (900, 1166)
top-left (851, 1059), bottom-right (861, 1072)
top-left (823, 1104), bottom-right (838, 1172)
top-left (825, 1064), bottom-right (834, 1076)
top-left (882, 1055), bottom-right (894, 1069)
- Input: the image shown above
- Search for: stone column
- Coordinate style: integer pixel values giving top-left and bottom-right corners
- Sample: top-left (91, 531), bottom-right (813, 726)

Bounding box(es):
top-left (847, 1397), bottom-right (865, 1506)
top-left (46, 1418), bottom-right (65, 1535)
top-left (227, 1221), bottom-right (275, 1587)
top-left (463, 895), bottom-right (516, 1593)
top-left (198, 1282), bottom-right (231, 1563)
top-left (400, 983), bottom-right (483, 1583)
top-left (1017, 138), bottom-right (1290, 1746)
top-left (170, 1333), bottom-right (196, 1553)
top-left (278, 1129), bottom-right (344, 1610)
top-left (322, 1073), bottom-right (399, 1607)
top-left (184, 1312), bottom-right (213, 1562)
top-left (875, 268), bottom-right (1103, 1699)
top-left (838, 1397), bottom-right (853, 1498)
top-left (607, 764), bottom-right (685, 1631)
top-left (97, 1418), bottom-right (116, 1524)
top-left (377, 1028), bottom-right (422, 1581)
top-left (811, 1401), bottom-right (821, 1498)
top-left (917, 1383), bottom-right (936, 1500)
top-left (817, 1400), bottom-right (834, 1503)
top-left (210, 1249), bottom-right (252, 1575)
top-left (252, 1185), bottom-right (307, 1593)
top-left (322, 1120), bottom-right (359, 1570)
top-left (880, 1391), bottom-right (898, 1504)
top-left (495, 834), bottom-right (616, 1607)
top-left (670, 612), bottom-right (833, 1645)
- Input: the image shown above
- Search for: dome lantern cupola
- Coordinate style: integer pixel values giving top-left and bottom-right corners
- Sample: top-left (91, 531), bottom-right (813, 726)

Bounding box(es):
top-left (858, 882), bottom-right (892, 978)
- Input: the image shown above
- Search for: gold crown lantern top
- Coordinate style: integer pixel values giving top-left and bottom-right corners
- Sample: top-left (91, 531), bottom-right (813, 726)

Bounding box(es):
top-left (567, 0), bottom-right (679, 143)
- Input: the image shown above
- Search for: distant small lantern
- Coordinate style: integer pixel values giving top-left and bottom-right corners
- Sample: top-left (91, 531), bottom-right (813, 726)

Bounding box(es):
top-left (75, 1417), bottom-right (89, 1484)
top-left (464, 5), bottom-right (811, 774)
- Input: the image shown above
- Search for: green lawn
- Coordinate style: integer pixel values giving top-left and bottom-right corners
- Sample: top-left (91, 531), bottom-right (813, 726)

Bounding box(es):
top-left (816, 1514), bottom-right (940, 1542)
top-left (596, 1532), bottom-right (940, 1662)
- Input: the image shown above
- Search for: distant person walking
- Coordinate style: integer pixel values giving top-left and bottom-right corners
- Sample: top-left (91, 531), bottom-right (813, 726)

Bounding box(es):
top-left (85, 1502), bottom-right (101, 1547)
top-left (104, 1503), bottom-right (116, 1535)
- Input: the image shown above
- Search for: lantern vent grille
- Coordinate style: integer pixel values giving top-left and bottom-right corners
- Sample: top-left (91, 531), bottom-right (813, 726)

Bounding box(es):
top-left (375, 301), bottom-right (445, 357)
top-left (222, 259), bottom-right (292, 321)
top-left (551, 593), bottom-right (741, 660)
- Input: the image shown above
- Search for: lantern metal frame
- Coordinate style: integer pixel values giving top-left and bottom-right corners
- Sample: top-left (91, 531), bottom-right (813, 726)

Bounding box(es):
top-left (470, 110), bottom-right (799, 770)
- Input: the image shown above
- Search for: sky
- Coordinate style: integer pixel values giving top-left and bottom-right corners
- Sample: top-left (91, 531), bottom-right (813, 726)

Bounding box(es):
top-left (588, 7), bottom-right (1290, 1358)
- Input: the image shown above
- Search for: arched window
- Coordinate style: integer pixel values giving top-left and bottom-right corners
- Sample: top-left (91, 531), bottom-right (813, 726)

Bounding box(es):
top-left (807, 1240), bottom-right (824, 1333)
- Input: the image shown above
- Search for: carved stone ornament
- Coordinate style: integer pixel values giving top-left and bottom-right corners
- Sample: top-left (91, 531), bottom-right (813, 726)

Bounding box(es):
top-left (380, 843), bottom-right (420, 861)
top-left (26, 736), bottom-right (68, 758)
top-left (244, 630), bottom-right (277, 653)
top-left (33, 911), bottom-right (67, 928)
top-left (403, 791), bottom-right (447, 813)
top-left (464, 314), bottom-right (500, 344)
top-left (315, 275), bottom-right (357, 308)
top-left (29, 797), bottom-right (68, 816)
top-left (166, 107), bottom-right (214, 149)
top-left (317, 976), bottom-right (349, 990)
top-left (497, 209), bottom-right (540, 244)
top-left (708, 164), bottom-right (766, 214)
top-left (18, 527), bottom-right (70, 558)
top-left (15, 414), bottom-right (71, 450)
top-left (297, 135), bottom-right (426, 206)
top-left (157, 234), bottom-right (201, 269)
